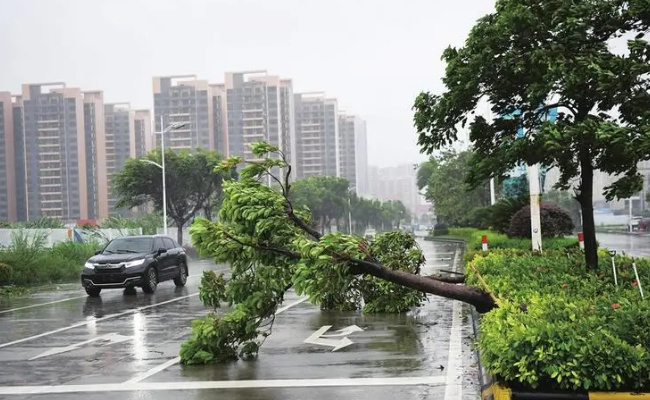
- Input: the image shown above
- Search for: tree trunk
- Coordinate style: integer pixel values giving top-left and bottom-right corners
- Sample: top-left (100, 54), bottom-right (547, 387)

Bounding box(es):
top-left (203, 205), bottom-right (212, 221)
top-left (358, 263), bottom-right (495, 313)
top-left (174, 219), bottom-right (184, 245)
top-left (579, 153), bottom-right (598, 272)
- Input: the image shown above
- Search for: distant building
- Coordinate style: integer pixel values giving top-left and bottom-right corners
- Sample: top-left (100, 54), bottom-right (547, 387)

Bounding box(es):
top-left (368, 164), bottom-right (421, 216)
top-left (104, 104), bottom-right (152, 215)
top-left (152, 75), bottom-right (214, 151)
top-left (338, 114), bottom-right (368, 193)
top-left (0, 92), bottom-right (17, 222)
top-left (18, 83), bottom-right (92, 222)
top-left (223, 71), bottom-right (295, 163)
top-left (83, 90), bottom-right (107, 220)
top-left (293, 92), bottom-right (339, 179)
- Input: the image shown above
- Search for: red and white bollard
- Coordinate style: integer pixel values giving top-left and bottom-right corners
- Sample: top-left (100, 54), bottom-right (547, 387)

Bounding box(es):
top-left (577, 232), bottom-right (584, 250)
top-left (481, 235), bottom-right (488, 251)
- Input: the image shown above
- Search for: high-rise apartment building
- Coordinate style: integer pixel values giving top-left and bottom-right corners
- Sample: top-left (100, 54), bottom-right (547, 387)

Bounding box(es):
top-left (133, 109), bottom-right (153, 158)
top-left (368, 164), bottom-right (421, 216)
top-left (12, 95), bottom-right (27, 221)
top-left (338, 114), bottom-right (368, 193)
top-left (103, 104), bottom-right (152, 215)
top-left (293, 93), bottom-right (339, 179)
top-left (83, 90), bottom-right (107, 220)
top-left (209, 83), bottom-right (228, 155)
top-left (0, 92), bottom-right (17, 221)
top-left (152, 75), bottom-right (214, 151)
top-left (224, 71), bottom-right (295, 162)
top-left (18, 83), bottom-right (90, 222)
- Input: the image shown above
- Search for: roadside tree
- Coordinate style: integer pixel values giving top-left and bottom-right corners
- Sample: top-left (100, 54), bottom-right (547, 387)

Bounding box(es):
top-left (112, 149), bottom-right (229, 244)
top-left (414, 0), bottom-right (650, 271)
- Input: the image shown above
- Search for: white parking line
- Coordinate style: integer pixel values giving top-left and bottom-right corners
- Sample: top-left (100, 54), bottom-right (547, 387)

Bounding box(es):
top-left (0, 274), bottom-right (203, 316)
top-left (0, 376), bottom-right (447, 395)
top-left (125, 296), bottom-right (310, 384)
top-left (0, 293), bottom-right (199, 349)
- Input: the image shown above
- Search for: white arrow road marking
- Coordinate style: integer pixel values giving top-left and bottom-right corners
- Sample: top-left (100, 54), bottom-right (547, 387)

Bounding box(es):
top-left (29, 332), bottom-right (133, 360)
top-left (303, 325), bottom-right (363, 351)
top-left (319, 325), bottom-right (363, 338)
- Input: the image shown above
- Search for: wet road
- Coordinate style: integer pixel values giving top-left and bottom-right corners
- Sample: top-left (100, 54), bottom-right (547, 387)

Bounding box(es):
top-left (0, 241), bottom-right (480, 400)
top-left (597, 232), bottom-right (650, 258)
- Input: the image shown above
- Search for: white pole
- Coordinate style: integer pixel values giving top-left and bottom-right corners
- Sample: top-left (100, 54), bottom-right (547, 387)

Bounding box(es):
top-left (348, 199), bottom-right (352, 235)
top-left (633, 262), bottom-right (644, 298)
top-left (490, 178), bottom-right (496, 205)
top-left (528, 163), bottom-right (542, 251)
top-left (629, 198), bottom-right (633, 233)
top-left (160, 115), bottom-right (168, 237)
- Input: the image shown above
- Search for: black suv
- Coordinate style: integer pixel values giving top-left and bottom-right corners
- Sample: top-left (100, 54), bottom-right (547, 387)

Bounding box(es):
top-left (81, 235), bottom-right (189, 297)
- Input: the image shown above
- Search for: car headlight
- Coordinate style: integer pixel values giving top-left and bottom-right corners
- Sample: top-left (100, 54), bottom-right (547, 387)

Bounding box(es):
top-left (124, 259), bottom-right (146, 268)
top-left (84, 262), bottom-right (95, 269)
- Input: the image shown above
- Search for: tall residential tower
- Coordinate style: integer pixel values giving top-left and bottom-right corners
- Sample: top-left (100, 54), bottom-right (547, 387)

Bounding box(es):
top-left (293, 92), bottom-right (339, 179)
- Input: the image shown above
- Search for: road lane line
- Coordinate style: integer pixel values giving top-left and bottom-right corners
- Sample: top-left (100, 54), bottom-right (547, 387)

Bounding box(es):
top-left (0, 274), bottom-right (203, 315)
top-left (0, 295), bottom-right (87, 315)
top-left (444, 247), bottom-right (464, 400)
top-left (0, 293), bottom-right (199, 349)
top-left (125, 296), bottom-right (309, 384)
top-left (124, 356), bottom-right (182, 384)
top-left (0, 376), bottom-right (447, 394)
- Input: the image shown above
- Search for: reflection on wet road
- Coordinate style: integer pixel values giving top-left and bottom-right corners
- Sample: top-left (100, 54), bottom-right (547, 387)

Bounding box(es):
top-left (0, 242), bottom-right (481, 400)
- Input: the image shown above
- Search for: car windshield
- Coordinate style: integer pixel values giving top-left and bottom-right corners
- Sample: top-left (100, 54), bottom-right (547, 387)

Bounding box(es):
top-left (102, 237), bottom-right (153, 254)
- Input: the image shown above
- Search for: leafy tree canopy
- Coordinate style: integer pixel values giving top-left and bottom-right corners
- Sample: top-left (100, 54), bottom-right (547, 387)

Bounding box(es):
top-left (112, 149), bottom-right (231, 244)
top-left (419, 149), bottom-right (491, 226)
top-left (414, 0), bottom-right (650, 269)
top-left (290, 176), bottom-right (349, 233)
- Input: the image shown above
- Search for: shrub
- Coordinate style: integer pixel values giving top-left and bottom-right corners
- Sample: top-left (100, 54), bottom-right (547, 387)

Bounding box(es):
top-left (0, 231), bottom-right (102, 288)
top-left (507, 203), bottom-right (574, 238)
top-left (469, 251), bottom-right (650, 391)
top-left (432, 223), bottom-right (449, 236)
top-left (0, 262), bottom-right (12, 285)
top-left (485, 196), bottom-right (529, 233)
top-left (462, 206), bottom-right (491, 229)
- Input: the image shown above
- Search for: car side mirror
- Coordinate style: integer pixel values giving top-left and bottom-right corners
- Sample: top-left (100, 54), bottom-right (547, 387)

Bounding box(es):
top-left (157, 248), bottom-right (166, 255)
top-left (94, 250), bottom-right (101, 255)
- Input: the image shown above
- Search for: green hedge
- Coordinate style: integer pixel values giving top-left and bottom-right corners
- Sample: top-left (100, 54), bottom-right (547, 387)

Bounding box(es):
top-left (469, 249), bottom-right (650, 391)
top-left (447, 228), bottom-right (578, 251)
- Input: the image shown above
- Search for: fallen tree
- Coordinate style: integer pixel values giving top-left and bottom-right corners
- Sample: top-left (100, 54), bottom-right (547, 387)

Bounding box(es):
top-left (180, 142), bottom-right (495, 365)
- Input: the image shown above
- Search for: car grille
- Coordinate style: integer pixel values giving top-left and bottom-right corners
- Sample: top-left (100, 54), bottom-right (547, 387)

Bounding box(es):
top-left (94, 263), bottom-right (125, 274)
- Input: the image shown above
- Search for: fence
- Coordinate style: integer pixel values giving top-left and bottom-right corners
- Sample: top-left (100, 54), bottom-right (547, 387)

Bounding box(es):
top-left (0, 228), bottom-right (143, 248)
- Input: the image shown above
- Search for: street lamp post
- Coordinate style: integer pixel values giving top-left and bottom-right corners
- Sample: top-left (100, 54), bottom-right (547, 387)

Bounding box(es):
top-left (141, 117), bottom-right (188, 237)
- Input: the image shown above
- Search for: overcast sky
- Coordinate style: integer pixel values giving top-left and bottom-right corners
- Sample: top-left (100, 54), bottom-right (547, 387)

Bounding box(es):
top-left (0, 0), bottom-right (496, 167)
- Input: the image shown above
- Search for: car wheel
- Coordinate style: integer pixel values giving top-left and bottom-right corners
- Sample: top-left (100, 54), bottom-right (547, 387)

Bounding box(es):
top-left (173, 263), bottom-right (188, 287)
top-left (85, 287), bottom-right (101, 297)
top-left (142, 267), bottom-right (158, 294)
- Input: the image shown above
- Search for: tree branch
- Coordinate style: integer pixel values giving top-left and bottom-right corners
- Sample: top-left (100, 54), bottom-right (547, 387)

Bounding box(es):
top-left (221, 230), bottom-right (302, 260)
